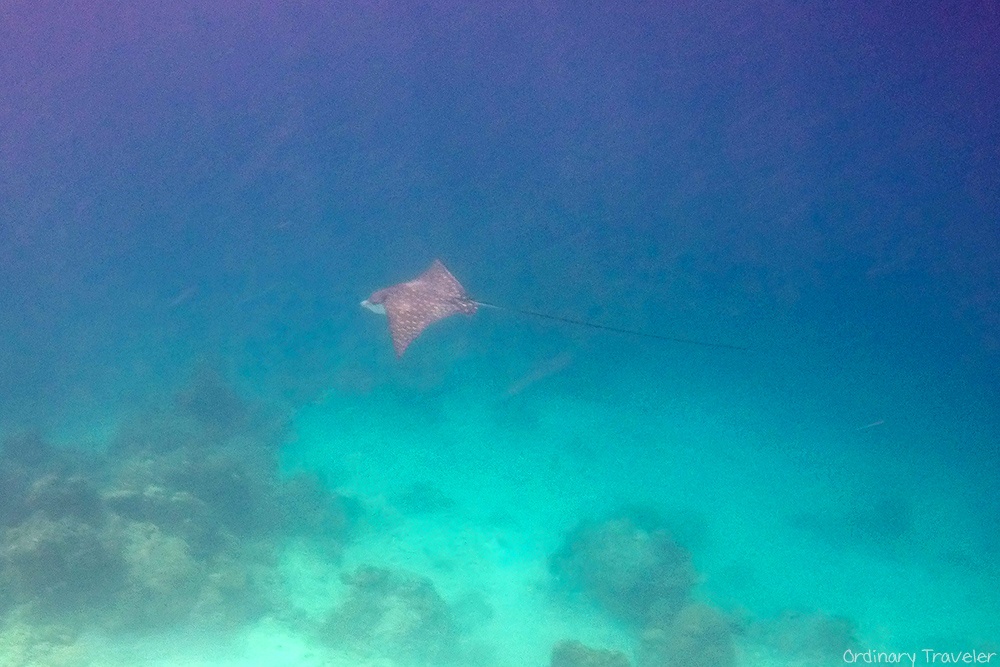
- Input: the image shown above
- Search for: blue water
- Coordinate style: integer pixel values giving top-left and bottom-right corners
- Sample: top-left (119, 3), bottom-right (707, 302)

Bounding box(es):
top-left (1, 2), bottom-right (997, 665)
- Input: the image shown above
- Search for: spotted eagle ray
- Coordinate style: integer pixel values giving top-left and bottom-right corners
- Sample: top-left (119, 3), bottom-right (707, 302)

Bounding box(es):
top-left (361, 259), bottom-right (747, 357)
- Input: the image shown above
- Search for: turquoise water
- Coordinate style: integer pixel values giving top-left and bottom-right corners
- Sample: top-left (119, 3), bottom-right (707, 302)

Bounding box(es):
top-left (1, 1), bottom-right (997, 665)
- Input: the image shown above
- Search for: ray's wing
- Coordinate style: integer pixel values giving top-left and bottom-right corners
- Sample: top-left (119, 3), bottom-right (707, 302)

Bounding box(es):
top-left (379, 261), bottom-right (476, 356)
top-left (381, 289), bottom-right (454, 356)
top-left (419, 259), bottom-right (467, 302)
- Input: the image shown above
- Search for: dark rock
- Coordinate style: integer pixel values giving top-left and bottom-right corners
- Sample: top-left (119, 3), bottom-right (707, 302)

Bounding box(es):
top-left (0, 464), bottom-right (30, 527)
top-left (174, 366), bottom-right (251, 440)
top-left (640, 604), bottom-right (735, 667)
top-left (551, 639), bottom-right (631, 667)
top-left (103, 485), bottom-right (224, 558)
top-left (106, 520), bottom-right (274, 631)
top-left (26, 474), bottom-right (106, 524)
top-left (552, 516), bottom-right (696, 626)
top-left (2, 514), bottom-right (124, 614)
top-left (172, 452), bottom-right (282, 536)
top-left (326, 566), bottom-right (458, 664)
top-left (279, 472), bottom-right (351, 540)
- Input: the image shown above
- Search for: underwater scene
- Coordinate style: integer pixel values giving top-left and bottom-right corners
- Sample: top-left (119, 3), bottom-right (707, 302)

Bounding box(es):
top-left (1, 1), bottom-right (997, 666)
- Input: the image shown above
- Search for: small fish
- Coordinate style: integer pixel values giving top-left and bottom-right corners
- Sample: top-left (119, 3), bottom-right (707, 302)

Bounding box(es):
top-left (856, 420), bottom-right (885, 431)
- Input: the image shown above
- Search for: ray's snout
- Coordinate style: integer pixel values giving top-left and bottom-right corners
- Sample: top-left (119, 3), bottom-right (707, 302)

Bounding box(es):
top-left (360, 299), bottom-right (386, 315)
top-left (361, 287), bottom-right (390, 315)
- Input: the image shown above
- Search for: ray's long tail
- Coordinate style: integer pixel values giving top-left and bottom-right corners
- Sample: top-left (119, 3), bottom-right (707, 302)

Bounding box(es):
top-left (471, 300), bottom-right (748, 351)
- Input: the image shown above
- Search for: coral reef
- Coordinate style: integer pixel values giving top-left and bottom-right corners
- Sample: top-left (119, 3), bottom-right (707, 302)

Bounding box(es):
top-left (551, 639), bottom-right (631, 667)
top-left (119, 447), bottom-right (284, 539)
top-left (0, 613), bottom-right (92, 667)
top-left (2, 514), bottom-right (124, 615)
top-left (0, 434), bottom-right (99, 529)
top-left (324, 566), bottom-right (460, 665)
top-left (25, 473), bottom-right (106, 524)
top-left (113, 520), bottom-right (206, 626)
top-left (105, 519), bottom-right (274, 631)
top-left (639, 603), bottom-right (735, 667)
top-left (550, 512), bottom-right (741, 667)
top-left (173, 365), bottom-right (255, 440)
top-left (103, 484), bottom-right (220, 557)
top-left (279, 471), bottom-right (355, 539)
top-left (0, 371), bottom-right (350, 646)
top-left (551, 514), bottom-right (696, 627)
top-left (0, 457), bottom-right (30, 528)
